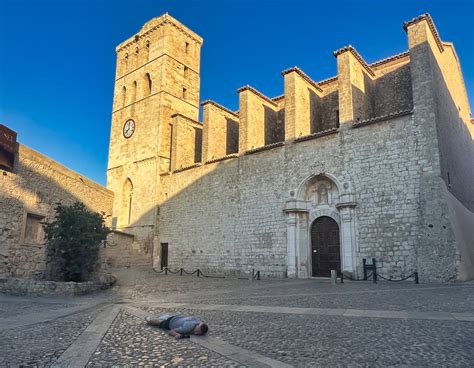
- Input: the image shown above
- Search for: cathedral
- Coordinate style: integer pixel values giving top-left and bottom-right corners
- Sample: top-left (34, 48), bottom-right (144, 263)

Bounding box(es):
top-left (1, 13), bottom-right (473, 282)
top-left (106, 13), bottom-right (474, 281)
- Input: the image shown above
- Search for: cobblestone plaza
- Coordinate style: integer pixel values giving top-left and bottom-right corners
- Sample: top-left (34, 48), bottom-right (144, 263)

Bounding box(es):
top-left (1, 268), bottom-right (473, 367)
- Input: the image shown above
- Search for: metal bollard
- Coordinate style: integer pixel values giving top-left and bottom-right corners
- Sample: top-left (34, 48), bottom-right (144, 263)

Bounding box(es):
top-left (330, 270), bottom-right (337, 285)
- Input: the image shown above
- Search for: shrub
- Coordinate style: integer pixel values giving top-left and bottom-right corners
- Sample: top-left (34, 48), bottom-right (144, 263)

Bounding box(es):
top-left (44, 202), bottom-right (110, 282)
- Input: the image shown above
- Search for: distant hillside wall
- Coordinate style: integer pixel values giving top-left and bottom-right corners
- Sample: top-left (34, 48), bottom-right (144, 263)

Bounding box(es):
top-left (0, 144), bottom-right (114, 278)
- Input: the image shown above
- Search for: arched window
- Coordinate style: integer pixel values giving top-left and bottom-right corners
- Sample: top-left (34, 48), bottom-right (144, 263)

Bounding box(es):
top-left (131, 81), bottom-right (137, 102)
top-left (124, 53), bottom-right (129, 68)
top-left (121, 86), bottom-right (127, 107)
top-left (144, 73), bottom-right (152, 96)
top-left (145, 40), bottom-right (150, 62)
top-left (120, 178), bottom-right (133, 226)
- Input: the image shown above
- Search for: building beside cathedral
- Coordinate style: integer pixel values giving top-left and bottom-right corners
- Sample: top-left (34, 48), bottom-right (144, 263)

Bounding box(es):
top-left (1, 13), bottom-right (473, 282)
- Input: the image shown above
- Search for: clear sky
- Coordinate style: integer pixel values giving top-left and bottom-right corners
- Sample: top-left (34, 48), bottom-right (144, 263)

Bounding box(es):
top-left (1, 0), bottom-right (473, 185)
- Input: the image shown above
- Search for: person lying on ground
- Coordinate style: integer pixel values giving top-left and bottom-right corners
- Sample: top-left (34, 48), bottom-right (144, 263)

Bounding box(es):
top-left (145, 313), bottom-right (208, 339)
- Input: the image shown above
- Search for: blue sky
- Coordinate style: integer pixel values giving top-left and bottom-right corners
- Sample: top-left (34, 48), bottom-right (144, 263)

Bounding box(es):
top-left (1, 0), bottom-right (473, 185)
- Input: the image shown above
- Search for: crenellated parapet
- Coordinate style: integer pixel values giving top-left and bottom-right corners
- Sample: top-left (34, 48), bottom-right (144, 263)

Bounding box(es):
top-left (161, 13), bottom-right (472, 177)
top-left (334, 45), bottom-right (376, 124)
top-left (282, 67), bottom-right (325, 140)
top-left (170, 113), bottom-right (202, 171)
top-left (237, 85), bottom-right (284, 152)
top-left (201, 100), bottom-right (239, 162)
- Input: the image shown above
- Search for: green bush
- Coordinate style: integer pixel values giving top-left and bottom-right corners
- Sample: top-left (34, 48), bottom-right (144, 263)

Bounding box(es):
top-left (45, 202), bottom-right (110, 282)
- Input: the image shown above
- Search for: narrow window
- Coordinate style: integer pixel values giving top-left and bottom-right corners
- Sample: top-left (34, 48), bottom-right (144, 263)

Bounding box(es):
top-left (184, 66), bottom-right (189, 77)
top-left (182, 87), bottom-right (187, 99)
top-left (124, 53), bottom-right (129, 71)
top-left (144, 73), bottom-right (152, 96)
top-left (121, 178), bottom-right (133, 226)
top-left (135, 46), bottom-right (139, 67)
top-left (145, 40), bottom-right (150, 61)
top-left (185, 41), bottom-right (189, 54)
top-left (132, 81), bottom-right (137, 102)
top-left (336, 109), bottom-right (340, 128)
top-left (122, 86), bottom-right (127, 107)
top-left (447, 172), bottom-right (451, 187)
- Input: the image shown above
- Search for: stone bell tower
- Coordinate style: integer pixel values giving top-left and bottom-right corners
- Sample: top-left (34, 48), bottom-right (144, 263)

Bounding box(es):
top-left (106, 13), bottom-right (203, 242)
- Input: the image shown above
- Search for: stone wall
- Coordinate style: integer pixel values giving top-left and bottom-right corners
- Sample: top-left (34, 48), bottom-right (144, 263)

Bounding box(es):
top-left (157, 112), bottom-right (428, 279)
top-left (109, 13), bottom-right (472, 282)
top-left (101, 230), bottom-right (152, 268)
top-left (0, 277), bottom-right (114, 297)
top-left (0, 144), bottom-right (114, 279)
top-left (405, 14), bottom-right (474, 281)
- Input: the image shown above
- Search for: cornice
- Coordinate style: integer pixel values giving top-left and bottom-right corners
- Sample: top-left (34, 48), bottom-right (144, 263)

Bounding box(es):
top-left (272, 94), bottom-right (285, 102)
top-left (281, 66), bottom-right (323, 93)
top-left (293, 128), bottom-right (339, 143)
top-left (369, 51), bottom-right (410, 69)
top-left (352, 110), bottom-right (413, 128)
top-left (117, 14), bottom-right (203, 53)
top-left (201, 100), bottom-right (239, 118)
top-left (204, 154), bottom-right (238, 164)
top-left (170, 113), bottom-right (203, 128)
top-left (244, 142), bottom-right (284, 155)
top-left (237, 85), bottom-right (278, 107)
top-left (318, 76), bottom-right (338, 86)
top-left (403, 13), bottom-right (444, 53)
top-left (333, 45), bottom-right (375, 77)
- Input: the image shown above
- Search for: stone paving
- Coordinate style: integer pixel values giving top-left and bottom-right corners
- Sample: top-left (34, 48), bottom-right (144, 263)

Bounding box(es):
top-left (0, 268), bottom-right (473, 367)
top-left (0, 308), bottom-right (102, 367)
top-left (86, 310), bottom-right (244, 367)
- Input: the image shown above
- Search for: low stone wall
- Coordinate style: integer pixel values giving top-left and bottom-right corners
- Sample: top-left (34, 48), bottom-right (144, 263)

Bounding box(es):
top-left (101, 230), bottom-right (151, 268)
top-left (0, 276), bottom-right (115, 297)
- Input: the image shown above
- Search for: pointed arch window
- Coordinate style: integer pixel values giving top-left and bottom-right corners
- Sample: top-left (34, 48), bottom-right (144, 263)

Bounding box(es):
top-left (124, 53), bottom-right (129, 69)
top-left (121, 178), bottom-right (134, 226)
top-left (145, 40), bottom-right (150, 61)
top-left (131, 81), bottom-right (137, 102)
top-left (121, 86), bottom-right (127, 107)
top-left (144, 73), bottom-right (152, 96)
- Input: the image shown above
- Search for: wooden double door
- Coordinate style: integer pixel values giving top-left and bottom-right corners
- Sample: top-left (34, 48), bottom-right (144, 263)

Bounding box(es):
top-left (310, 216), bottom-right (341, 277)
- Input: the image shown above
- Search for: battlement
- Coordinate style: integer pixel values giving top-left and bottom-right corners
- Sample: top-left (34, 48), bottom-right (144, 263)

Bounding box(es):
top-left (127, 13), bottom-right (470, 182)
top-left (167, 15), bottom-right (460, 173)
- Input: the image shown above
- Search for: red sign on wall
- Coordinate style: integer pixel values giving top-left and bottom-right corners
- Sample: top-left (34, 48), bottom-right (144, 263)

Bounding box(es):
top-left (0, 124), bottom-right (17, 152)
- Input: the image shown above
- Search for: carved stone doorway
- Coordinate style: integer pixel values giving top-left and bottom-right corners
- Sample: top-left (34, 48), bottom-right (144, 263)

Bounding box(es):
top-left (311, 216), bottom-right (341, 277)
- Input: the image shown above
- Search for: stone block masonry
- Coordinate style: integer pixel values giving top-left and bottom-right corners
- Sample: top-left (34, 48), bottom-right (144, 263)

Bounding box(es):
top-left (0, 144), bottom-right (114, 279)
top-left (104, 13), bottom-right (473, 282)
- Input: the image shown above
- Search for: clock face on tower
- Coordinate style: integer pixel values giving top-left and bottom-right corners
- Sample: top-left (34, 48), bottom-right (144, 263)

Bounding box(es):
top-left (123, 119), bottom-right (135, 138)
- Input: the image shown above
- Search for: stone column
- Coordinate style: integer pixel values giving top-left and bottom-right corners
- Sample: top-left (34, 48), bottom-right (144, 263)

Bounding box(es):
top-left (285, 199), bottom-right (310, 278)
top-left (336, 202), bottom-right (357, 274)
top-left (286, 212), bottom-right (297, 277)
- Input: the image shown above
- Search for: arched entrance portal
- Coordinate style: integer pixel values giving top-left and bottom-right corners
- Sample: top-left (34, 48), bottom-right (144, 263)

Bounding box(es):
top-left (311, 216), bottom-right (341, 277)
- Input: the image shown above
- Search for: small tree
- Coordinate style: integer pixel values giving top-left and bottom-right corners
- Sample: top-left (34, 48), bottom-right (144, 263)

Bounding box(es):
top-left (45, 202), bottom-right (110, 282)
